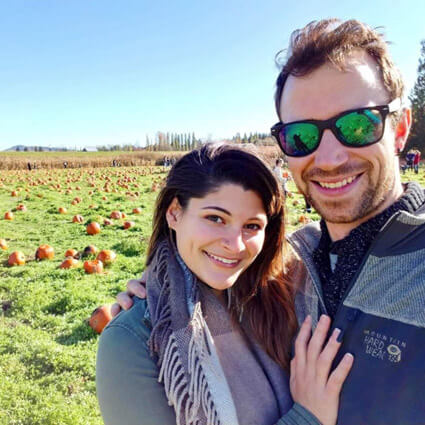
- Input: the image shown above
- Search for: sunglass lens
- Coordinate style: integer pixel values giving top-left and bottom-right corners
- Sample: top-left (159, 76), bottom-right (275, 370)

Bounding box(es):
top-left (281, 123), bottom-right (319, 156)
top-left (336, 109), bottom-right (383, 146)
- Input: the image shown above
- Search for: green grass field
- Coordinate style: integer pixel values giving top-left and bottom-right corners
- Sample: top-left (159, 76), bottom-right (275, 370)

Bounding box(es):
top-left (0, 165), bottom-right (423, 425)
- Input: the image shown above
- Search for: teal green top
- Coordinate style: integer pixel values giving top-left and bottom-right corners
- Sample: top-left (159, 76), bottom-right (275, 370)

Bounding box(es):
top-left (96, 297), bottom-right (320, 425)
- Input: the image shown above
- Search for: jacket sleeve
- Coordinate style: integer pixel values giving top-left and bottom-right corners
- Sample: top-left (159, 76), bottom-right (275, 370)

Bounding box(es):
top-left (277, 403), bottom-right (322, 425)
top-left (96, 298), bottom-right (176, 425)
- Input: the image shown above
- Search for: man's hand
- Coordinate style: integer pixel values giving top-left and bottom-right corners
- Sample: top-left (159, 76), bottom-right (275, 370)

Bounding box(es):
top-left (111, 278), bottom-right (147, 317)
top-left (290, 315), bottom-right (354, 425)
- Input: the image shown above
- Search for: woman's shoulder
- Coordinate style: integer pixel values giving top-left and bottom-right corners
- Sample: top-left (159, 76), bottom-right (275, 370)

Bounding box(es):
top-left (103, 297), bottom-right (151, 342)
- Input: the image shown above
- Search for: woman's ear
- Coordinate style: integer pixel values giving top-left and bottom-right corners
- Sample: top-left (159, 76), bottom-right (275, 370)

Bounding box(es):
top-left (166, 197), bottom-right (183, 230)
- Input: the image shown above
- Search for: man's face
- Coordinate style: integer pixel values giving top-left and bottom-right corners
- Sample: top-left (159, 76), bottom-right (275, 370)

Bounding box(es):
top-left (279, 51), bottom-right (402, 229)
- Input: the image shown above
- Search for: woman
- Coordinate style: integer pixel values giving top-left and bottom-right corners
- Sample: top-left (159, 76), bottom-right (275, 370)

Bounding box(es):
top-left (96, 143), bottom-right (352, 425)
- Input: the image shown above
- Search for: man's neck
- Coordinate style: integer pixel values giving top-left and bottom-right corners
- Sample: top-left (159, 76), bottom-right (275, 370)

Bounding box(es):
top-left (325, 183), bottom-right (405, 242)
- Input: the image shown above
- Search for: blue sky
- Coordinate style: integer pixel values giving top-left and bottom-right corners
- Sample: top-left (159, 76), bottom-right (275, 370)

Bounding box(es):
top-left (1, 0), bottom-right (424, 150)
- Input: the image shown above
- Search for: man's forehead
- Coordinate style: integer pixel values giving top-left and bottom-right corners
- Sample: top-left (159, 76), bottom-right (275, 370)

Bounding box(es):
top-left (279, 51), bottom-right (389, 122)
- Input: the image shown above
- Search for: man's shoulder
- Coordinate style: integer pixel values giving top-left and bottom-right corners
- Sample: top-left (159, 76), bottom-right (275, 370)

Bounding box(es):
top-left (287, 220), bottom-right (322, 249)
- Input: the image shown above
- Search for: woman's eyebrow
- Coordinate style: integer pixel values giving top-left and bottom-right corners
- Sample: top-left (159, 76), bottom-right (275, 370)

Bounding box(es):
top-left (201, 206), bottom-right (267, 222)
top-left (201, 206), bottom-right (231, 215)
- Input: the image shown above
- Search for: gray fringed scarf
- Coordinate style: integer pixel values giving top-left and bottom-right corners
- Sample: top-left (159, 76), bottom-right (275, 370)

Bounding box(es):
top-left (145, 239), bottom-right (292, 425)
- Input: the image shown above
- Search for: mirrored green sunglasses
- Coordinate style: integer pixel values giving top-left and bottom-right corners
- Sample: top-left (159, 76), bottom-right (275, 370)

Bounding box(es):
top-left (271, 98), bottom-right (401, 157)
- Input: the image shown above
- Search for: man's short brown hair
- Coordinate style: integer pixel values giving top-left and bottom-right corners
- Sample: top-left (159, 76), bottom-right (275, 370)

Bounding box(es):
top-left (274, 19), bottom-right (405, 120)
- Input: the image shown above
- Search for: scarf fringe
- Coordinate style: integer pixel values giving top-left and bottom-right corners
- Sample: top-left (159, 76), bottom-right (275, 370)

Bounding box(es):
top-left (147, 240), bottom-right (229, 425)
top-left (157, 304), bottom-right (222, 425)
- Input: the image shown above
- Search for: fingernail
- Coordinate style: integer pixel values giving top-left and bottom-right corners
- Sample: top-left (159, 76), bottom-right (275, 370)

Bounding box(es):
top-left (304, 315), bottom-right (311, 324)
top-left (336, 329), bottom-right (345, 343)
top-left (332, 328), bottom-right (341, 340)
top-left (343, 353), bottom-right (354, 363)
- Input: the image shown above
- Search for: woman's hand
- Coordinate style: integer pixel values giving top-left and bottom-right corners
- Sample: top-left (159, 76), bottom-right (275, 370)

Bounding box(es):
top-left (110, 278), bottom-right (147, 317)
top-left (290, 315), bottom-right (354, 425)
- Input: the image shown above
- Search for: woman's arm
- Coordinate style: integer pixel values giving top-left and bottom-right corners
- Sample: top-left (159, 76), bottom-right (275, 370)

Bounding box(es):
top-left (96, 298), bottom-right (176, 425)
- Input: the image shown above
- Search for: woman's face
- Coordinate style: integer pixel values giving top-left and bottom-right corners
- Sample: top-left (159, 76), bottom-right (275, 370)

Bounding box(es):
top-left (166, 183), bottom-right (268, 295)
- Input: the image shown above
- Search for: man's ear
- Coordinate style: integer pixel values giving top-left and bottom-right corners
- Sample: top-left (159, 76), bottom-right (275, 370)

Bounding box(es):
top-left (166, 197), bottom-right (183, 230)
top-left (395, 107), bottom-right (412, 153)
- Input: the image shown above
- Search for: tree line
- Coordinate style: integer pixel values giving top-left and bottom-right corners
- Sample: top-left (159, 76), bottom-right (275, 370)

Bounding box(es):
top-left (409, 39), bottom-right (425, 155)
top-left (96, 131), bottom-right (273, 152)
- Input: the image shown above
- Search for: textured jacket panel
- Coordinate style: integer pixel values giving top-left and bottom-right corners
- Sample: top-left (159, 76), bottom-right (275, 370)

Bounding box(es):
top-left (344, 248), bottom-right (425, 327)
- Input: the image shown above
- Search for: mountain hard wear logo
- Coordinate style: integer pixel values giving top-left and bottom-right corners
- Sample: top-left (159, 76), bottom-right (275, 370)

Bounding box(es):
top-left (362, 329), bottom-right (405, 363)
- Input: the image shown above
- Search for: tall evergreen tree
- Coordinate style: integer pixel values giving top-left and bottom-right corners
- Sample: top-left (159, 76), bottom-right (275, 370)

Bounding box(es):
top-left (409, 40), bottom-right (425, 154)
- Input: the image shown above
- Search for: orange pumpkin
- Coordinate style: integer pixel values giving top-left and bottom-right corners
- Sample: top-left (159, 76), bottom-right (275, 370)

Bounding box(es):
top-left (97, 249), bottom-right (117, 265)
top-left (36, 244), bottom-right (55, 260)
top-left (0, 239), bottom-right (8, 250)
top-left (123, 221), bottom-right (135, 229)
top-left (8, 251), bottom-right (25, 266)
top-left (84, 259), bottom-right (104, 274)
top-left (103, 218), bottom-right (113, 226)
top-left (64, 248), bottom-right (79, 258)
top-left (16, 204), bottom-right (27, 212)
top-left (60, 258), bottom-right (79, 269)
top-left (82, 245), bottom-right (98, 257)
top-left (110, 210), bottom-right (122, 219)
top-left (298, 214), bottom-right (309, 224)
top-left (89, 305), bottom-right (112, 333)
top-left (11, 190), bottom-right (18, 197)
top-left (72, 214), bottom-right (84, 223)
top-left (86, 222), bottom-right (101, 235)
top-left (58, 207), bottom-right (67, 214)
top-left (132, 207), bottom-right (142, 214)
top-left (4, 211), bottom-right (14, 220)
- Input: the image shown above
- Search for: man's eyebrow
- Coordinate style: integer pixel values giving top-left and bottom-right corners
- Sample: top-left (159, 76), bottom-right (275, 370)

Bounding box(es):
top-left (201, 206), bottom-right (231, 215)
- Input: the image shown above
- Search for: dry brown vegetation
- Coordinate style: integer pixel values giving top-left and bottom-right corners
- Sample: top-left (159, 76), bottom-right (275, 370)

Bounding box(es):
top-left (0, 144), bottom-right (282, 170)
top-left (0, 151), bottom-right (185, 170)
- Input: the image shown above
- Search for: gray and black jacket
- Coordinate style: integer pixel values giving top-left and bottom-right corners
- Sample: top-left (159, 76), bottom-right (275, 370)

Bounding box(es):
top-left (288, 198), bottom-right (425, 425)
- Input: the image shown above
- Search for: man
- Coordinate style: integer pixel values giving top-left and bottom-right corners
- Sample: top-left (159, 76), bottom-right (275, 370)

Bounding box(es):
top-left (270, 19), bottom-right (425, 424)
top-left (114, 19), bottom-right (425, 424)
top-left (413, 148), bottom-right (421, 173)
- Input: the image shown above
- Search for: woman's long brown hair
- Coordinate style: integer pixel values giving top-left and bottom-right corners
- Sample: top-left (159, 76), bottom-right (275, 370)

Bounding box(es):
top-left (146, 143), bottom-right (297, 370)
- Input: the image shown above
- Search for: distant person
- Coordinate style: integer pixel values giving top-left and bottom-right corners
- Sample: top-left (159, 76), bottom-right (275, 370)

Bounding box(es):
top-left (413, 149), bottom-right (421, 174)
top-left (272, 158), bottom-right (287, 195)
top-left (406, 149), bottom-right (415, 171)
top-left (63, 161), bottom-right (68, 169)
top-left (27, 162), bottom-right (32, 171)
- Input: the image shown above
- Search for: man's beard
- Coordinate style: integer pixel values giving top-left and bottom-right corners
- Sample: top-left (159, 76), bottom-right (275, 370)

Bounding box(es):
top-left (301, 164), bottom-right (394, 224)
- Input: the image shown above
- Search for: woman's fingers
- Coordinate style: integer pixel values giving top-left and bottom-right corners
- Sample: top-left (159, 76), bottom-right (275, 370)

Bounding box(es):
top-left (316, 328), bottom-right (342, 383)
top-left (116, 291), bottom-right (134, 310)
top-left (327, 353), bottom-right (354, 395)
top-left (126, 279), bottom-right (147, 298)
top-left (306, 315), bottom-right (331, 365)
top-left (294, 315), bottom-right (312, 371)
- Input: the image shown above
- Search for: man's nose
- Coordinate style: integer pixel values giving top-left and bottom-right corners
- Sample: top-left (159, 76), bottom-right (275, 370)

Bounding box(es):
top-left (313, 130), bottom-right (349, 170)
